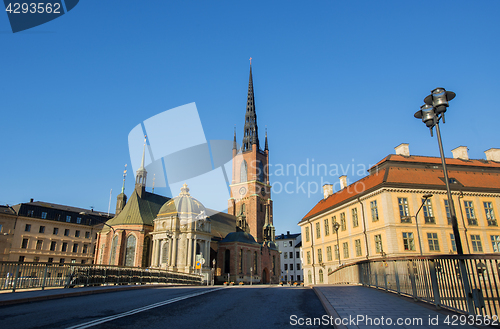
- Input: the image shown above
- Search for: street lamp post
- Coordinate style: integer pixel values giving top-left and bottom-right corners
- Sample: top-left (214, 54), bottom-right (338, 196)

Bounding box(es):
top-left (414, 194), bottom-right (433, 256)
top-left (414, 88), bottom-right (475, 314)
top-left (212, 259), bottom-right (215, 286)
top-left (414, 88), bottom-right (464, 255)
top-left (332, 222), bottom-right (340, 265)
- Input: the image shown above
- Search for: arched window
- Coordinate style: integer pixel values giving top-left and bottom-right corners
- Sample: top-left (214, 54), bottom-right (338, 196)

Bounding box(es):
top-left (308, 270), bottom-right (312, 284)
top-left (224, 249), bottom-right (230, 273)
top-left (142, 236), bottom-right (151, 268)
top-left (110, 235), bottom-right (118, 265)
top-left (254, 251), bottom-right (258, 273)
top-left (272, 255), bottom-right (276, 275)
top-left (240, 160), bottom-right (248, 182)
top-left (319, 269), bottom-right (324, 283)
top-left (258, 161), bottom-right (264, 182)
top-left (161, 241), bottom-right (169, 265)
top-left (247, 251), bottom-right (251, 274)
top-left (124, 235), bottom-right (136, 267)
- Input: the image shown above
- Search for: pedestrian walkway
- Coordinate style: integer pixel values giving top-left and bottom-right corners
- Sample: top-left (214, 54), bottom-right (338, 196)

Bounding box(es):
top-left (314, 285), bottom-right (481, 329)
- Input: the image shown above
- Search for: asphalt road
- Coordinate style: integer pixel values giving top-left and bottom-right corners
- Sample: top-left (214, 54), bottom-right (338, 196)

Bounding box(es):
top-left (0, 286), bottom-right (328, 329)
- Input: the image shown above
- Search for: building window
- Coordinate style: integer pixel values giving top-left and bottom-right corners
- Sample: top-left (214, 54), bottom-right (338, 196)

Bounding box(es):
top-left (355, 239), bottom-right (362, 256)
top-left (308, 270), bottom-right (312, 284)
top-left (343, 242), bottom-right (349, 258)
top-left (33, 257), bottom-right (39, 263)
top-left (471, 235), bottom-right (483, 252)
top-left (85, 231), bottom-right (90, 239)
top-left (352, 208), bottom-right (359, 228)
top-left (297, 275), bottom-right (301, 281)
top-left (75, 230), bottom-right (80, 238)
top-left (316, 222), bottom-right (321, 239)
top-left (62, 242), bottom-right (68, 252)
top-left (290, 264), bottom-right (294, 271)
top-left (53, 227), bottom-right (59, 235)
top-left (402, 232), bottom-right (415, 251)
top-left (239, 249), bottom-right (243, 273)
top-left (464, 201), bottom-right (477, 226)
top-left (288, 241), bottom-right (292, 247)
top-left (491, 236), bottom-right (500, 252)
top-left (398, 198), bottom-right (411, 223)
top-left (334, 245), bottom-right (339, 260)
top-left (296, 251), bottom-right (300, 258)
top-left (27, 210), bottom-right (34, 217)
top-left (81, 260), bottom-right (86, 264)
top-left (370, 200), bottom-right (379, 221)
top-left (50, 241), bottom-right (57, 251)
top-left (306, 251), bottom-right (311, 264)
top-left (19, 256), bottom-right (25, 262)
top-left (284, 263), bottom-right (288, 271)
top-left (340, 212), bottom-right (346, 231)
top-left (423, 199), bottom-right (435, 224)
top-left (305, 227), bottom-right (310, 242)
top-left (319, 269), bottom-right (324, 283)
top-left (39, 226), bottom-right (45, 233)
top-left (331, 216), bottom-right (337, 231)
top-left (66, 216), bottom-right (71, 222)
top-left (0, 224), bottom-right (2, 233)
top-left (317, 249), bottom-right (323, 263)
top-left (76, 217), bottom-right (82, 224)
top-left (375, 234), bottom-right (382, 253)
top-left (48, 258), bottom-right (53, 263)
top-left (72, 243), bottom-right (78, 253)
top-left (427, 233), bottom-right (440, 251)
top-left (83, 244), bottom-right (88, 254)
top-left (59, 258), bottom-right (65, 264)
top-left (25, 224), bottom-right (31, 232)
top-left (450, 234), bottom-right (457, 252)
top-left (21, 238), bottom-right (29, 249)
top-left (484, 202), bottom-right (497, 226)
top-left (64, 229), bottom-right (70, 236)
top-left (444, 200), bottom-right (452, 225)
top-left (324, 218), bottom-right (329, 236)
top-left (284, 252), bottom-right (288, 259)
top-left (41, 212), bottom-right (47, 219)
top-left (36, 240), bottom-right (43, 250)
top-left (289, 252), bottom-right (293, 259)
top-left (326, 246), bottom-right (332, 261)
top-left (297, 263), bottom-right (300, 270)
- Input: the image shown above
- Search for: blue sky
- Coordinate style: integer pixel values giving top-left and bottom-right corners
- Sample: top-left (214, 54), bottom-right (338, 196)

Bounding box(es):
top-left (1, 1), bottom-right (499, 234)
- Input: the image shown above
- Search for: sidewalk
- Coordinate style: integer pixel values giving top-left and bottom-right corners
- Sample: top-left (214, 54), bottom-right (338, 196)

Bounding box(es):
top-left (313, 285), bottom-right (481, 329)
top-left (0, 284), bottom-right (176, 306)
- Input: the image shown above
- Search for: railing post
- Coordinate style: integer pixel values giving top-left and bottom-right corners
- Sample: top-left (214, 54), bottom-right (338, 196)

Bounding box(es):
top-left (458, 259), bottom-right (475, 315)
top-left (429, 259), bottom-right (441, 309)
top-left (409, 260), bottom-right (418, 301)
top-left (12, 263), bottom-right (20, 292)
top-left (41, 264), bottom-right (48, 290)
top-left (394, 261), bottom-right (401, 295)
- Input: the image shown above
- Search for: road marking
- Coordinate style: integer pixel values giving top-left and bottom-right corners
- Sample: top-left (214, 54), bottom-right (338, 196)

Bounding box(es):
top-left (66, 287), bottom-right (225, 329)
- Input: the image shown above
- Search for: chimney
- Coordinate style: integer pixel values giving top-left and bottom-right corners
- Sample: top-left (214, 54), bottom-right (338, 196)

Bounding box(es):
top-left (451, 146), bottom-right (469, 160)
top-left (30, 198), bottom-right (34, 203)
top-left (287, 231), bottom-right (290, 235)
top-left (322, 184), bottom-right (333, 199)
top-left (485, 148), bottom-right (500, 162)
top-left (394, 143), bottom-right (410, 156)
top-left (339, 175), bottom-right (347, 190)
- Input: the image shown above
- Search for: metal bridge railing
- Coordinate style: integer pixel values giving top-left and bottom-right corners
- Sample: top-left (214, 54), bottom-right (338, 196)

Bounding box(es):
top-left (0, 261), bottom-right (202, 292)
top-left (328, 254), bottom-right (500, 318)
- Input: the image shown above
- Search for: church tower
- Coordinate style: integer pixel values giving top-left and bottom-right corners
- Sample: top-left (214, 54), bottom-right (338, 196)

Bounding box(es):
top-left (228, 63), bottom-right (275, 243)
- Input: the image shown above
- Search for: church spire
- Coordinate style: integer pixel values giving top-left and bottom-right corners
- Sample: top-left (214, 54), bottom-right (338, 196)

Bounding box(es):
top-left (242, 61), bottom-right (259, 152)
top-left (233, 127), bottom-right (237, 150)
top-left (265, 128), bottom-right (268, 151)
top-left (135, 135), bottom-right (147, 197)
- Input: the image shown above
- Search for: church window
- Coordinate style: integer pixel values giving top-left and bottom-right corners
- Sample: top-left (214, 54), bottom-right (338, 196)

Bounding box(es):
top-left (240, 160), bottom-right (248, 182)
top-left (272, 255), bottom-right (276, 274)
top-left (246, 251), bottom-right (251, 274)
top-left (258, 161), bottom-right (264, 182)
top-left (142, 236), bottom-right (151, 267)
top-left (224, 250), bottom-right (230, 273)
top-left (254, 251), bottom-right (258, 273)
top-left (161, 241), bottom-right (169, 265)
top-left (124, 235), bottom-right (137, 267)
top-left (110, 235), bottom-right (118, 265)
top-left (239, 249), bottom-right (243, 273)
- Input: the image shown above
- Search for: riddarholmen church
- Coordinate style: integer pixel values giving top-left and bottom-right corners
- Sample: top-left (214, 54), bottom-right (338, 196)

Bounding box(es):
top-left (95, 64), bottom-right (280, 284)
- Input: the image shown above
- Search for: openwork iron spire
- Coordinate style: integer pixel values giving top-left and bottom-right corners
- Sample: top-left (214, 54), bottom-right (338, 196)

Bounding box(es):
top-left (242, 63), bottom-right (259, 151)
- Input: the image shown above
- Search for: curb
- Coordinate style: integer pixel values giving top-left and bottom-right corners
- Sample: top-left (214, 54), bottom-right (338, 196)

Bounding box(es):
top-left (0, 284), bottom-right (191, 307)
top-left (312, 286), bottom-right (347, 329)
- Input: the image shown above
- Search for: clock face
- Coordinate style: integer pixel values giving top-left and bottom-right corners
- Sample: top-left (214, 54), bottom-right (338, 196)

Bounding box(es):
top-left (239, 187), bottom-right (247, 195)
top-left (261, 187), bottom-right (266, 196)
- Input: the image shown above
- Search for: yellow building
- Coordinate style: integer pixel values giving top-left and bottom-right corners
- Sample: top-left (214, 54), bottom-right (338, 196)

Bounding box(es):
top-left (299, 144), bottom-right (500, 285)
top-left (0, 200), bottom-right (109, 264)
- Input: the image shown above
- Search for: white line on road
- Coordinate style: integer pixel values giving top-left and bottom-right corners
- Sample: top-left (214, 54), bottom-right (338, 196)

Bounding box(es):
top-left (66, 287), bottom-right (225, 329)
